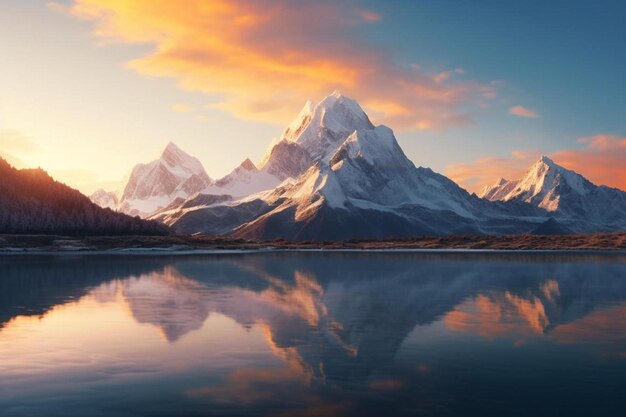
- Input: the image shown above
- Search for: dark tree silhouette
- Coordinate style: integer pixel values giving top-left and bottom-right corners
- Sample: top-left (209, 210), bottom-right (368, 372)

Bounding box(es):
top-left (0, 158), bottom-right (167, 235)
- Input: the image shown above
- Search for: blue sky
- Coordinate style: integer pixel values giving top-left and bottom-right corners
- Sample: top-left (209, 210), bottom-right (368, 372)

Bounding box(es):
top-left (370, 0), bottom-right (625, 165)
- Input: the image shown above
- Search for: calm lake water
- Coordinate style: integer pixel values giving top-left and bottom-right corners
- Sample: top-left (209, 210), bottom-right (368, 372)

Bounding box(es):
top-left (1, 252), bottom-right (626, 416)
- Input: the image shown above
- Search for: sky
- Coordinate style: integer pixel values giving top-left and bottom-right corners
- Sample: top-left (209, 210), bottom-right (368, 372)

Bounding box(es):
top-left (0, 0), bottom-right (624, 194)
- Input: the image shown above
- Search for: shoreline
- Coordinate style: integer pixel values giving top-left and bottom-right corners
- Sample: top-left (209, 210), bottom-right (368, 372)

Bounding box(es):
top-left (1, 233), bottom-right (625, 254)
top-left (3, 249), bottom-right (626, 257)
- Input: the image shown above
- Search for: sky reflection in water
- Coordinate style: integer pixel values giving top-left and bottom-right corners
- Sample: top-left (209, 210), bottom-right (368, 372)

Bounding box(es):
top-left (1, 253), bottom-right (626, 416)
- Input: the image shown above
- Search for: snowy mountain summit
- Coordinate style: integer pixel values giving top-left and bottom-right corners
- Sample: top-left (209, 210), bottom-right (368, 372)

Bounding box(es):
top-left (268, 91), bottom-right (374, 161)
top-left (480, 156), bottom-right (588, 211)
top-left (259, 91), bottom-right (375, 180)
top-left (480, 156), bottom-right (626, 231)
top-left (89, 189), bottom-right (118, 211)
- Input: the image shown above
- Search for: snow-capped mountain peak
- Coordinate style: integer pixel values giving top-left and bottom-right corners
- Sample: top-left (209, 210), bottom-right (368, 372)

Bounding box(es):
top-left (537, 154), bottom-right (555, 165)
top-left (259, 92), bottom-right (380, 181)
top-left (479, 155), bottom-right (626, 231)
top-left (329, 125), bottom-right (407, 169)
top-left (96, 142), bottom-right (212, 217)
top-left (283, 91), bottom-right (374, 158)
top-left (159, 141), bottom-right (206, 177)
top-left (479, 177), bottom-right (519, 201)
top-left (480, 155), bottom-right (593, 210)
top-left (514, 156), bottom-right (590, 206)
top-left (161, 140), bottom-right (182, 157)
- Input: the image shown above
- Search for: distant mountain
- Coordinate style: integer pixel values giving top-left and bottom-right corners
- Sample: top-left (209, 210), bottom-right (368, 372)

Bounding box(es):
top-left (92, 143), bottom-right (283, 219)
top-left (201, 158), bottom-right (282, 199)
top-left (480, 177), bottom-right (520, 202)
top-left (113, 142), bottom-right (212, 217)
top-left (90, 189), bottom-right (118, 210)
top-left (156, 92), bottom-right (544, 239)
top-left (0, 158), bottom-right (166, 235)
top-left (479, 156), bottom-right (626, 232)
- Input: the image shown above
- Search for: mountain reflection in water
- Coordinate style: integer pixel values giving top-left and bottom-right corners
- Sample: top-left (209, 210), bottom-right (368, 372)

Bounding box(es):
top-left (1, 252), bottom-right (626, 417)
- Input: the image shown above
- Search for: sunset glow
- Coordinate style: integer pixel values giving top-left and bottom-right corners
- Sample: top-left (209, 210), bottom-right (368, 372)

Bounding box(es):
top-left (1, 1), bottom-right (623, 194)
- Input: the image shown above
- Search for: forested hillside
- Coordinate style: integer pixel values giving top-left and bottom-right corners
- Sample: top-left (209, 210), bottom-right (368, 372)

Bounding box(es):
top-left (0, 158), bottom-right (167, 235)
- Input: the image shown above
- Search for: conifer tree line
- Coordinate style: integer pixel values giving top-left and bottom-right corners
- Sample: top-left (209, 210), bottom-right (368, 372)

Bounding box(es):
top-left (0, 158), bottom-right (167, 235)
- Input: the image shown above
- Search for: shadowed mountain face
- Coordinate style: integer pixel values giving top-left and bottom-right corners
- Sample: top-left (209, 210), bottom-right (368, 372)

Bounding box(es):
top-left (2, 253), bottom-right (626, 416)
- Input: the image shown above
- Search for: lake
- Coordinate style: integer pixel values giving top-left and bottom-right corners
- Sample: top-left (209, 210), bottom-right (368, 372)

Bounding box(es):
top-left (1, 252), bottom-right (626, 416)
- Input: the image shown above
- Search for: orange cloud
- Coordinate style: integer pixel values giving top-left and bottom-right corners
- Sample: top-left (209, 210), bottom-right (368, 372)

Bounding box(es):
top-left (66, 0), bottom-right (495, 130)
top-left (355, 9), bottom-right (382, 23)
top-left (553, 135), bottom-right (626, 191)
top-left (445, 150), bottom-right (540, 193)
top-left (446, 134), bottom-right (626, 193)
top-left (509, 105), bottom-right (539, 118)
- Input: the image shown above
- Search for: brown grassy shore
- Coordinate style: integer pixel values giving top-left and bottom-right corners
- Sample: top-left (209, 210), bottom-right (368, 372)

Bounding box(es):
top-left (1, 233), bottom-right (625, 252)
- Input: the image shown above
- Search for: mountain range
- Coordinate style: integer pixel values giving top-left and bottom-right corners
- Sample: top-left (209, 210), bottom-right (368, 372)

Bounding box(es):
top-left (86, 91), bottom-right (625, 240)
top-left (91, 141), bottom-right (282, 218)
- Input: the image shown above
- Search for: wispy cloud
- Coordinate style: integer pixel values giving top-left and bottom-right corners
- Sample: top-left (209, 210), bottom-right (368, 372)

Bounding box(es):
top-left (355, 9), bottom-right (382, 23)
top-left (171, 104), bottom-right (193, 113)
top-left (509, 105), bottom-right (539, 118)
top-left (66, 0), bottom-right (495, 130)
top-left (445, 134), bottom-right (626, 192)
